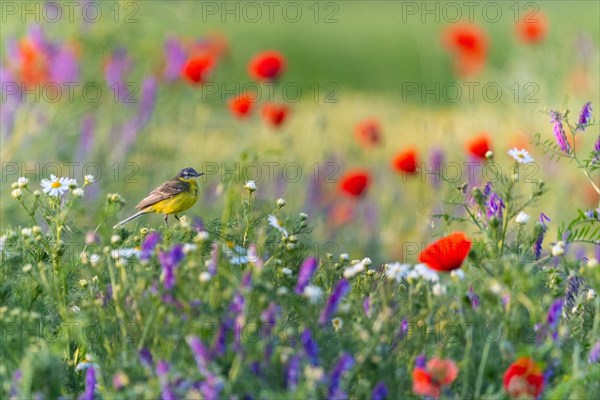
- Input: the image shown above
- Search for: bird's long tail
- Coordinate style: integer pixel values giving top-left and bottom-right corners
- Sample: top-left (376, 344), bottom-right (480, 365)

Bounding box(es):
top-left (113, 210), bottom-right (148, 229)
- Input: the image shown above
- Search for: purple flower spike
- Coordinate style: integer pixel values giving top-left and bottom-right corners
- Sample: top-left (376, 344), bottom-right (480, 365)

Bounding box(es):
top-left (593, 134), bottom-right (600, 165)
top-left (415, 354), bottom-right (427, 368)
top-left (363, 296), bottom-right (371, 317)
top-left (550, 111), bottom-right (572, 154)
top-left (158, 244), bottom-right (185, 290)
top-left (589, 340), bottom-right (600, 363)
top-left (79, 365), bottom-right (96, 400)
top-left (486, 192), bottom-right (505, 220)
top-left (577, 101), bottom-right (592, 131)
top-left (140, 232), bottom-right (161, 262)
top-left (319, 279), bottom-right (350, 326)
top-left (163, 36), bottom-right (187, 82)
top-left (261, 302), bottom-right (280, 338)
top-left (286, 355), bottom-right (301, 391)
top-left (199, 373), bottom-right (222, 400)
top-left (371, 381), bottom-right (388, 400)
top-left (328, 353), bottom-right (354, 399)
top-left (295, 257), bottom-right (318, 294)
top-left (156, 360), bottom-right (175, 400)
top-left (77, 114), bottom-right (95, 162)
top-left (468, 286), bottom-right (480, 309)
top-left (186, 335), bottom-right (211, 375)
top-left (104, 48), bottom-right (133, 103)
top-left (301, 328), bottom-right (320, 366)
top-left (139, 348), bottom-right (154, 370)
top-left (547, 297), bottom-right (564, 330)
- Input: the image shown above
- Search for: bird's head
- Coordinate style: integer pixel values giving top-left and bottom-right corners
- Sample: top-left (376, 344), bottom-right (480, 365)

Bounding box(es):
top-left (177, 167), bottom-right (204, 180)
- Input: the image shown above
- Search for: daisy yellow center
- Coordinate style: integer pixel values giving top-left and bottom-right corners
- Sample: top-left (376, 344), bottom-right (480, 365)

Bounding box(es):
top-left (51, 181), bottom-right (62, 188)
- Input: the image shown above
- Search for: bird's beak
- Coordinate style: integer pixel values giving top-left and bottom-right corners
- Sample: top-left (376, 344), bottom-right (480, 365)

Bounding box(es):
top-left (194, 172), bottom-right (205, 177)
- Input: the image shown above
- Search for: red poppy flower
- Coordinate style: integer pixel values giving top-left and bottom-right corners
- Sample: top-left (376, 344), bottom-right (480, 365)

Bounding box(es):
top-left (355, 118), bottom-right (382, 147)
top-left (181, 55), bottom-right (215, 84)
top-left (516, 12), bottom-right (548, 44)
top-left (442, 23), bottom-right (488, 76)
top-left (503, 358), bottom-right (544, 398)
top-left (413, 358), bottom-right (459, 399)
top-left (261, 103), bottom-right (289, 127)
top-left (419, 232), bottom-right (472, 272)
top-left (339, 169), bottom-right (370, 198)
top-left (228, 94), bottom-right (254, 118)
top-left (248, 50), bottom-right (285, 81)
top-left (466, 133), bottom-right (491, 159)
top-left (392, 148), bottom-right (419, 174)
top-left (18, 38), bottom-right (49, 86)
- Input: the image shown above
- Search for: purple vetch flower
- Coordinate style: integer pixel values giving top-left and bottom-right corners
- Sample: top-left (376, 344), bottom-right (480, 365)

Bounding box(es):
top-left (483, 182), bottom-right (493, 198)
top-left (301, 328), bottom-right (320, 366)
top-left (186, 335), bottom-right (211, 375)
top-left (163, 36), bottom-right (188, 81)
top-left (319, 279), bottom-right (350, 326)
top-left (49, 44), bottom-right (79, 84)
top-left (295, 257), bottom-right (318, 294)
top-left (285, 355), bottom-right (301, 390)
top-left (468, 286), bottom-right (480, 309)
top-left (414, 354), bottom-right (427, 368)
top-left (547, 297), bottom-right (564, 341)
top-left (105, 48), bottom-right (133, 103)
top-left (371, 381), bottom-right (388, 400)
top-left (577, 101), bottom-right (592, 131)
top-left (9, 369), bottom-right (22, 398)
top-left (79, 365), bottom-right (96, 400)
top-left (593, 134), bottom-right (600, 164)
top-left (328, 353), bottom-right (354, 399)
top-left (140, 232), bottom-right (161, 262)
top-left (136, 76), bottom-right (158, 128)
top-left (212, 324), bottom-right (227, 356)
top-left (28, 24), bottom-right (54, 56)
top-left (540, 213), bottom-right (551, 227)
top-left (502, 294), bottom-right (510, 311)
top-left (428, 148), bottom-right (445, 188)
top-left (156, 360), bottom-right (176, 400)
top-left (397, 319), bottom-right (409, 340)
top-left (550, 111), bottom-right (572, 154)
top-left (533, 213), bottom-right (551, 260)
top-left (363, 296), bottom-right (371, 317)
top-left (241, 271), bottom-right (252, 289)
top-left (158, 244), bottom-right (185, 290)
top-left (199, 373), bottom-right (222, 400)
top-left (229, 292), bottom-right (245, 315)
top-left (260, 302), bottom-right (280, 338)
top-left (486, 192), bottom-right (505, 220)
top-left (139, 347), bottom-right (154, 370)
top-left (589, 340), bottom-right (600, 363)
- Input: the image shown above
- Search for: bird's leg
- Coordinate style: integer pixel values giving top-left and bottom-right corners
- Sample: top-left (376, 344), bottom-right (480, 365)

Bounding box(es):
top-left (164, 214), bottom-right (169, 226)
top-left (174, 214), bottom-right (180, 222)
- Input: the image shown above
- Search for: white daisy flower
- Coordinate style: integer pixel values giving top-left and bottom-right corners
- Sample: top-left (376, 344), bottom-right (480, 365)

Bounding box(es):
top-left (303, 285), bottom-right (323, 304)
top-left (276, 198), bottom-right (286, 207)
top-left (384, 262), bottom-right (411, 282)
top-left (508, 148), bottom-right (534, 164)
top-left (268, 214), bottom-right (288, 237)
top-left (84, 175), bottom-right (95, 184)
top-left (344, 260), bottom-right (365, 279)
top-left (587, 289), bottom-right (596, 300)
top-left (588, 257), bottom-right (598, 268)
top-left (332, 317), bottom-right (343, 331)
top-left (17, 177), bottom-right (29, 187)
top-left (11, 188), bottom-right (22, 199)
top-left (281, 267), bottom-right (293, 276)
top-left (244, 180), bottom-right (256, 192)
top-left (72, 188), bottom-right (84, 197)
top-left (450, 269), bottom-right (465, 280)
top-left (41, 175), bottom-right (70, 197)
top-left (21, 228), bottom-right (32, 237)
top-left (515, 211), bottom-right (530, 224)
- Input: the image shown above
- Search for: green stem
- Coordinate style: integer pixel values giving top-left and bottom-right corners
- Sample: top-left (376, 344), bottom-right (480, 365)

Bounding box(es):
top-left (474, 337), bottom-right (492, 398)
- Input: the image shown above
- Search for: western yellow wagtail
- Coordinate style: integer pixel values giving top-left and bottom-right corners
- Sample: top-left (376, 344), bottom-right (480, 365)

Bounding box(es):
top-left (113, 167), bottom-right (204, 228)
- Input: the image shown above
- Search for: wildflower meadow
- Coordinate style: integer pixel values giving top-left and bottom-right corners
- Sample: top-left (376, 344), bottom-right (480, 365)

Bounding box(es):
top-left (1, 2), bottom-right (599, 399)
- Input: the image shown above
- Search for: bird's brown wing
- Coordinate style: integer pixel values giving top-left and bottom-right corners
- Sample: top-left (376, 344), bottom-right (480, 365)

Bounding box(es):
top-left (135, 179), bottom-right (189, 210)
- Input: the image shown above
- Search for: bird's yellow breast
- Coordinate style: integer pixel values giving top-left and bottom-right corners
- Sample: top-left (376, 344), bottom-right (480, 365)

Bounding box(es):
top-left (149, 180), bottom-right (198, 215)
